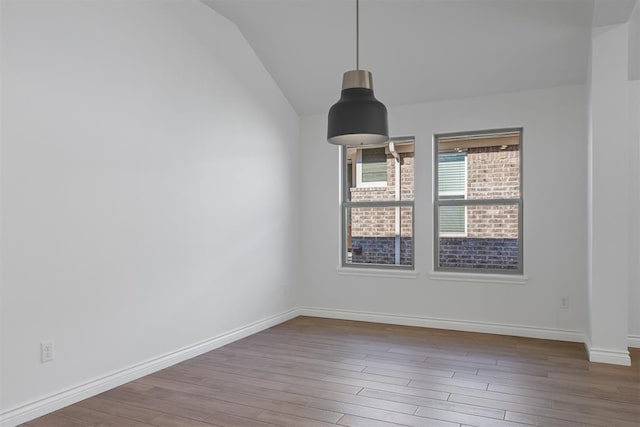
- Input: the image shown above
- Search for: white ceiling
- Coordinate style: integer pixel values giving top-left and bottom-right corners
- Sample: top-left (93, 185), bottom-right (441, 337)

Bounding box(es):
top-left (203, 0), bottom-right (636, 116)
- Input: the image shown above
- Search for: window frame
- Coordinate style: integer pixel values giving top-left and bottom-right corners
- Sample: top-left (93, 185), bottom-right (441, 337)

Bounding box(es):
top-left (341, 137), bottom-right (415, 270)
top-left (433, 128), bottom-right (524, 275)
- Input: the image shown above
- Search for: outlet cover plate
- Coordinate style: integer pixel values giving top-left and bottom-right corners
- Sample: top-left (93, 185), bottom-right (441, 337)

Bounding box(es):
top-left (41, 341), bottom-right (54, 363)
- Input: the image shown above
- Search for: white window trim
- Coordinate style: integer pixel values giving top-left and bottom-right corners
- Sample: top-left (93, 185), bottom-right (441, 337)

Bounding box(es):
top-left (337, 266), bottom-right (419, 279)
top-left (429, 270), bottom-right (528, 285)
top-left (355, 150), bottom-right (387, 188)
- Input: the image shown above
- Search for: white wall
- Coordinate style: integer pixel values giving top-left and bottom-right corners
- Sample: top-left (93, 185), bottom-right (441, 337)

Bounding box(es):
top-left (629, 2), bottom-right (640, 80)
top-left (629, 79), bottom-right (640, 340)
top-left (628, 2), bottom-right (640, 343)
top-left (299, 85), bottom-right (588, 337)
top-left (0, 0), bottom-right (298, 418)
top-left (587, 22), bottom-right (634, 365)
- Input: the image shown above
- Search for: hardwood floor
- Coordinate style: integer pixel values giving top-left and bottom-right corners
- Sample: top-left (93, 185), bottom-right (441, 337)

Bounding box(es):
top-left (23, 317), bottom-right (640, 427)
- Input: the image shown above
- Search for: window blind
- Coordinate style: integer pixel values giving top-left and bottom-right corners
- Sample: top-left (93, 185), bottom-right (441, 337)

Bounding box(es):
top-left (362, 147), bottom-right (387, 183)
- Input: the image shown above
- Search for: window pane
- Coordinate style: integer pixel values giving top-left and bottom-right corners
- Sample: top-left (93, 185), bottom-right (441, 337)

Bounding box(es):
top-left (439, 205), bottom-right (465, 235)
top-left (438, 134), bottom-right (520, 200)
top-left (345, 142), bottom-right (414, 202)
top-left (438, 153), bottom-right (466, 195)
top-left (362, 147), bottom-right (387, 182)
top-left (346, 206), bottom-right (413, 266)
top-left (438, 204), bottom-right (519, 270)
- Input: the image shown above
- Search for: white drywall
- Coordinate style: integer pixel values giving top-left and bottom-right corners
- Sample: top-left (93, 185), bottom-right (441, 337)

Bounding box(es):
top-left (629, 2), bottom-right (640, 80)
top-left (629, 2), bottom-right (640, 342)
top-left (299, 85), bottom-right (588, 336)
top-left (0, 0), bottom-right (298, 416)
top-left (587, 23), bottom-right (632, 364)
top-left (629, 79), bottom-right (640, 339)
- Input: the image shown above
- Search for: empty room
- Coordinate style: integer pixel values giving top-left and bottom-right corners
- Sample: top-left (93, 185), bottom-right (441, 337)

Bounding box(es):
top-left (1, 0), bottom-right (639, 426)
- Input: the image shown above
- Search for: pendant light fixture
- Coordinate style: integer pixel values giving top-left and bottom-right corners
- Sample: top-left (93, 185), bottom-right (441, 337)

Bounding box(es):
top-left (327, 0), bottom-right (388, 146)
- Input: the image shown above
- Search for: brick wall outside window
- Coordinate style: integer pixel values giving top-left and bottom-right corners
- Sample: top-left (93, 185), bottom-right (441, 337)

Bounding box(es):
top-left (466, 145), bottom-right (519, 239)
top-left (350, 152), bottom-right (413, 265)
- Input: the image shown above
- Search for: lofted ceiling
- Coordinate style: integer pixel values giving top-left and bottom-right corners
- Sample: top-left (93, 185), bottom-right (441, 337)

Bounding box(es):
top-left (203, 0), bottom-right (636, 116)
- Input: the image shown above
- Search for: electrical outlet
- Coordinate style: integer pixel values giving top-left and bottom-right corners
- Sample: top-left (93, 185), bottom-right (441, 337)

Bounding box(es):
top-left (560, 296), bottom-right (570, 309)
top-left (41, 341), bottom-right (54, 363)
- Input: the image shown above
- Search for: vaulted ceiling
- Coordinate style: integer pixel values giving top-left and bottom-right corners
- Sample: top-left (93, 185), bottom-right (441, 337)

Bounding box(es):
top-left (203, 0), bottom-right (637, 116)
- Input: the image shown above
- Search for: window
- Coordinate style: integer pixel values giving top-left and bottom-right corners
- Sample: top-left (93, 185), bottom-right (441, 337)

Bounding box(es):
top-left (342, 139), bottom-right (415, 268)
top-left (434, 129), bottom-right (523, 273)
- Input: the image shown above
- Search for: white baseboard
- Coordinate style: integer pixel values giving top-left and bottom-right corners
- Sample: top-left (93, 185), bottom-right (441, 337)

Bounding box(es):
top-left (0, 308), bottom-right (298, 427)
top-left (588, 348), bottom-right (632, 365)
top-left (629, 335), bottom-right (640, 349)
top-left (583, 338), bottom-right (631, 366)
top-left (297, 307), bottom-right (585, 343)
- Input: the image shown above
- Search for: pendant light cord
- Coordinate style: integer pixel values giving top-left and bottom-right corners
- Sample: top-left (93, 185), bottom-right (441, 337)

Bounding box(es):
top-left (356, 0), bottom-right (359, 70)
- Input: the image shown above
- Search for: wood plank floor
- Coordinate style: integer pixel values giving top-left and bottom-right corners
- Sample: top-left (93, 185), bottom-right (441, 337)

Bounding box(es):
top-left (23, 317), bottom-right (640, 427)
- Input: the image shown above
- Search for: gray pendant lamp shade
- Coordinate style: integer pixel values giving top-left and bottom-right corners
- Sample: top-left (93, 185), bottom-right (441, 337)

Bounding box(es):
top-left (327, 70), bottom-right (388, 146)
top-left (327, 0), bottom-right (389, 146)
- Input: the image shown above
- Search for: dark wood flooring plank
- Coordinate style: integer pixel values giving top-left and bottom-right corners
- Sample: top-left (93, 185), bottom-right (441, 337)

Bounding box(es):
top-left (192, 353), bottom-right (412, 386)
top-left (549, 400), bottom-right (640, 423)
top-left (25, 414), bottom-right (94, 427)
top-left (456, 370), bottom-right (622, 398)
top-left (56, 405), bottom-right (155, 427)
top-left (76, 396), bottom-right (165, 424)
top-left (487, 382), bottom-right (639, 405)
top-left (176, 370), bottom-right (420, 415)
top-left (448, 393), bottom-right (637, 427)
top-left (319, 374), bottom-right (450, 400)
top-left (504, 411), bottom-right (601, 427)
top-left (99, 388), bottom-right (224, 421)
top-left (358, 388), bottom-right (505, 419)
top-left (250, 410), bottom-right (340, 427)
top-left (138, 381), bottom-right (344, 424)
top-left (365, 366), bottom-right (489, 390)
top-left (157, 360), bottom-right (365, 395)
top-left (212, 370), bottom-right (421, 414)
top-left (202, 411), bottom-right (278, 427)
top-left (148, 414), bottom-right (223, 427)
top-left (139, 363), bottom-right (438, 424)
top-left (337, 414), bottom-right (410, 427)
top-left (414, 405), bottom-right (529, 427)
top-left (210, 348), bottom-right (368, 372)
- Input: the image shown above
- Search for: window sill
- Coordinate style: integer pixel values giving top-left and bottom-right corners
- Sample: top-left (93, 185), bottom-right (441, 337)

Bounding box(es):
top-left (428, 271), bottom-right (528, 285)
top-left (352, 183), bottom-right (387, 190)
top-left (336, 267), bottom-right (419, 279)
